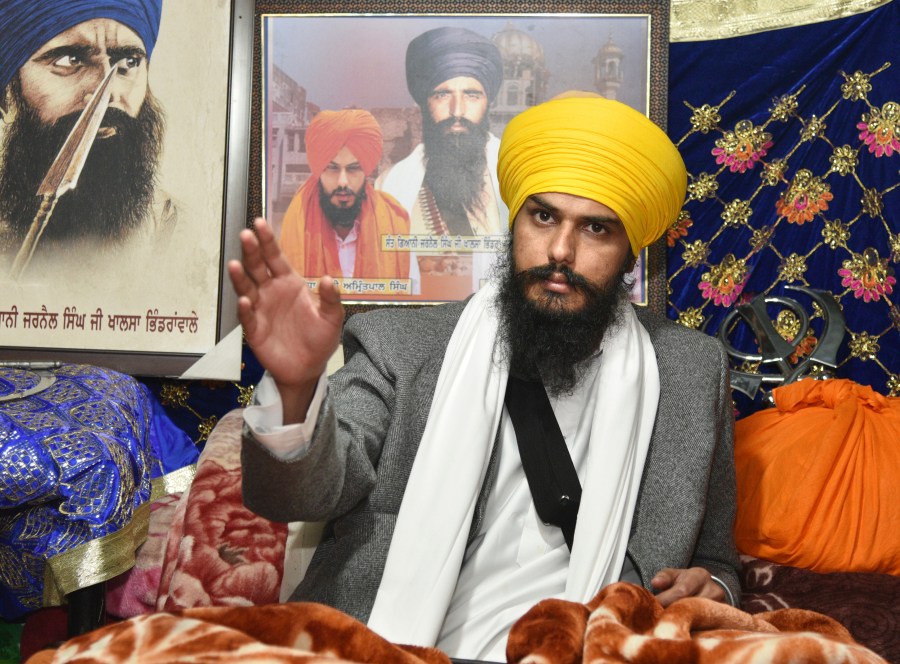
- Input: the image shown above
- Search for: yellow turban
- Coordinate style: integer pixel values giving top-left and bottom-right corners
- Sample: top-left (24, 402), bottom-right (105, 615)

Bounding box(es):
top-left (497, 93), bottom-right (687, 256)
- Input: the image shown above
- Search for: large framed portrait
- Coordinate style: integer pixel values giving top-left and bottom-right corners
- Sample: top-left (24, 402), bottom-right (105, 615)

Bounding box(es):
top-left (0, 0), bottom-right (253, 379)
top-left (253, 0), bottom-right (670, 310)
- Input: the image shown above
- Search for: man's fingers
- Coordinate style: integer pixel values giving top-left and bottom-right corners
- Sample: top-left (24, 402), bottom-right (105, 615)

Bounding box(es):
top-left (228, 259), bottom-right (258, 304)
top-left (240, 226), bottom-right (269, 285)
top-left (318, 275), bottom-right (344, 315)
top-left (236, 295), bottom-right (259, 340)
top-left (253, 218), bottom-right (295, 278)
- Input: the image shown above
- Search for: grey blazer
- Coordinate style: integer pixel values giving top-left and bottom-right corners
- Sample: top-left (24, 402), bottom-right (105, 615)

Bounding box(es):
top-left (242, 301), bottom-right (741, 622)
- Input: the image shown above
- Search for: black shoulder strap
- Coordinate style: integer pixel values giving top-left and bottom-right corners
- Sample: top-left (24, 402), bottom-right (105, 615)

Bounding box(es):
top-left (504, 375), bottom-right (582, 551)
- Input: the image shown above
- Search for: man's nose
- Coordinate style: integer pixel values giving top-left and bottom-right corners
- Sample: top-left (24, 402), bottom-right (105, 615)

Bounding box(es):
top-left (449, 92), bottom-right (465, 119)
top-left (548, 224), bottom-right (577, 266)
top-left (337, 168), bottom-right (350, 187)
top-left (82, 60), bottom-right (131, 113)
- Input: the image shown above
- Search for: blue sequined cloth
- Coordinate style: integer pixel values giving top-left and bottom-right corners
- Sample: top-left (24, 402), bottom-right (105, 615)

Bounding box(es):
top-left (0, 364), bottom-right (198, 619)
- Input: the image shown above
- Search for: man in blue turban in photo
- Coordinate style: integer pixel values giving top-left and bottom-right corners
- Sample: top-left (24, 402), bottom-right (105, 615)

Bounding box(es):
top-left (376, 26), bottom-right (509, 299)
top-left (0, 0), bottom-right (176, 266)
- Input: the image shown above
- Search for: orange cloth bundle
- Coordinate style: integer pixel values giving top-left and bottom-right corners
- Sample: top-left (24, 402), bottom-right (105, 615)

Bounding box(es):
top-left (734, 378), bottom-right (900, 574)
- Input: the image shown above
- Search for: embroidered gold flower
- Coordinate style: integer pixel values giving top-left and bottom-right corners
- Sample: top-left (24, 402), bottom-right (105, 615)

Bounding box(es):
top-left (861, 187), bottom-right (883, 217)
top-left (760, 159), bottom-right (786, 186)
top-left (848, 332), bottom-right (879, 361)
top-left (160, 383), bottom-right (190, 408)
top-left (749, 226), bottom-right (775, 251)
top-left (770, 92), bottom-right (800, 122)
top-left (235, 383), bottom-right (255, 407)
top-left (841, 70), bottom-right (872, 101)
top-left (197, 415), bottom-right (219, 443)
top-left (699, 254), bottom-right (750, 307)
top-left (839, 248), bottom-right (896, 303)
top-left (800, 115), bottom-right (826, 141)
top-left (774, 309), bottom-right (801, 341)
top-left (888, 374), bottom-right (900, 398)
top-left (721, 199), bottom-right (752, 227)
top-left (687, 172), bottom-right (719, 202)
top-left (688, 103), bottom-right (722, 133)
top-left (667, 211), bottom-right (693, 247)
top-left (677, 307), bottom-right (706, 330)
top-left (858, 101), bottom-right (900, 157)
top-left (822, 219), bottom-right (850, 249)
top-left (778, 253), bottom-right (808, 283)
top-left (712, 120), bottom-right (773, 173)
top-left (682, 240), bottom-right (711, 267)
top-left (829, 145), bottom-right (858, 176)
top-left (775, 169), bottom-right (833, 224)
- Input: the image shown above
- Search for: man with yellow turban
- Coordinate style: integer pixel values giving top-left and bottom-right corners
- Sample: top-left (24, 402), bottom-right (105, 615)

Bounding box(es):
top-left (232, 93), bottom-right (739, 662)
top-left (279, 109), bottom-right (412, 285)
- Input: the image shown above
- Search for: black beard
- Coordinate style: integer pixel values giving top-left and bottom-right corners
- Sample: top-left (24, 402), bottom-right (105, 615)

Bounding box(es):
top-left (494, 238), bottom-right (632, 397)
top-left (318, 182), bottom-right (366, 230)
top-left (0, 79), bottom-right (163, 254)
top-left (422, 113), bottom-right (490, 220)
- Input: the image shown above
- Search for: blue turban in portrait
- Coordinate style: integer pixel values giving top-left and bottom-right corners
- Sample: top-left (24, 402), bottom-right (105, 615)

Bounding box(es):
top-left (0, 0), bottom-right (163, 91)
top-left (405, 26), bottom-right (504, 107)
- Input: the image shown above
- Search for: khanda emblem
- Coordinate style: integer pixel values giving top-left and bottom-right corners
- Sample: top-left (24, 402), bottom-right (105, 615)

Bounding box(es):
top-left (717, 285), bottom-right (846, 402)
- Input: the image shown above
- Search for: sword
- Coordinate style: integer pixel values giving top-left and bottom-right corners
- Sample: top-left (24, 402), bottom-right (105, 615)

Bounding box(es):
top-left (9, 60), bottom-right (127, 280)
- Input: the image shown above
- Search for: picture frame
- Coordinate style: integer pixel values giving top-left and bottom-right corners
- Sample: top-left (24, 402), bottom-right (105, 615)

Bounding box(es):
top-left (0, 0), bottom-right (254, 379)
top-left (252, 0), bottom-right (670, 312)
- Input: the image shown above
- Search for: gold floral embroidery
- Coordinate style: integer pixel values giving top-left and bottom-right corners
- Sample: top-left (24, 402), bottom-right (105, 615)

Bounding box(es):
top-left (687, 172), bottom-right (719, 202)
top-left (676, 307), bottom-right (706, 329)
top-left (848, 331), bottom-right (879, 360)
top-left (778, 253), bottom-right (808, 283)
top-left (822, 219), bottom-right (850, 249)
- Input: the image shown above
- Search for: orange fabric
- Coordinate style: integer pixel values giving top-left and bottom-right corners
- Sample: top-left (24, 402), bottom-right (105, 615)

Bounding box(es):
top-left (734, 378), bottom-right (900, 574)
top-left (280, 180), bottom-right (410, 280)
top-left (305, 109), bottom-right (383, 180)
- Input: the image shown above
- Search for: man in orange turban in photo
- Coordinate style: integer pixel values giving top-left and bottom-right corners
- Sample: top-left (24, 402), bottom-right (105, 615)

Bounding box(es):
top-left (279, 109), bottom-right (411, 284)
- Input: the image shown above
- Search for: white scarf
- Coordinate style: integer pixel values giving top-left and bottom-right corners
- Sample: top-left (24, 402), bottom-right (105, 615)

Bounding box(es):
top-left (367, 282), bottom-right (660, 646)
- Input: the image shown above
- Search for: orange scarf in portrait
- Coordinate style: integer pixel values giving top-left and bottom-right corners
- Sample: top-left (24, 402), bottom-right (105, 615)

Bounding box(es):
top-left (280, 179), bottom-right (410, 280)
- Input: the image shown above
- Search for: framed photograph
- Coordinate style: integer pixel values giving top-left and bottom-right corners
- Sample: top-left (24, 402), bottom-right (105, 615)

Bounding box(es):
top-left (0, 0), bottom-right (253, 379)
top-left (253, 0), bottom-right (670, 310)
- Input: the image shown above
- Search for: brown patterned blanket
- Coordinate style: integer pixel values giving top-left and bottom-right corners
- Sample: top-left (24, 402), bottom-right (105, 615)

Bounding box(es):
top-left (27, 582), bottom-right (886, 663)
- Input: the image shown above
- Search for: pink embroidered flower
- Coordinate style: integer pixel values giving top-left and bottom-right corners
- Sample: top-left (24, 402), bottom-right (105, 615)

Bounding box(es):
top-left (839, 248), bottom-right (896, 303)
top-left (857, 101), bottom-right (900, 157)
top-left (775, 169), bottom-right (833, 225)
top-left (712, 120), bottom-right (773, 173)
top-left (699, 255), bottom-right (749, 307)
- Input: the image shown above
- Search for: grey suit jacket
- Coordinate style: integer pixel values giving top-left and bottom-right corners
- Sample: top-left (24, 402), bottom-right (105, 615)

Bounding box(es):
top-left (242, 301), bottom-right (741, 623)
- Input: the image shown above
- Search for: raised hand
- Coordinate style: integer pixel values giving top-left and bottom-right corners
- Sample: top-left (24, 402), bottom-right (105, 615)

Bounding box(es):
top-left (228, 218), bottom-right (344, 423)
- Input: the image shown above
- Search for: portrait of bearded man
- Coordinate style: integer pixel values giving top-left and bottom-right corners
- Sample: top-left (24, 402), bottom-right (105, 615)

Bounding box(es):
top-left (0, 0), bottom-right (176, 272)
top-left (376, 26), bottom-right (508, 300)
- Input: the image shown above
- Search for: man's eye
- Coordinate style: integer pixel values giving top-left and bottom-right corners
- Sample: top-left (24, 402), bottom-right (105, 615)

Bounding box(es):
top-left (324, 165), bottom-right (340, 172)
top-left (466, 92), bottom-right (484, 100)
top-left (431, 91), bottom-right (450, 99)
top-left (535, 210), bottom-right (553, 222)
top-left (121, 56), bottom-right (143, 69)
top-left (586, 222), bottom-right (607, 234)
top-left (346, 165), bottom-right (363, 173)
top-left (52, 55), bottom-right (83, 68)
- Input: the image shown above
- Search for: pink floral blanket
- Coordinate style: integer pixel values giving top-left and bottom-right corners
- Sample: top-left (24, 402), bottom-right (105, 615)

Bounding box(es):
top-left (107, 409), bottom-right (286, 615)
